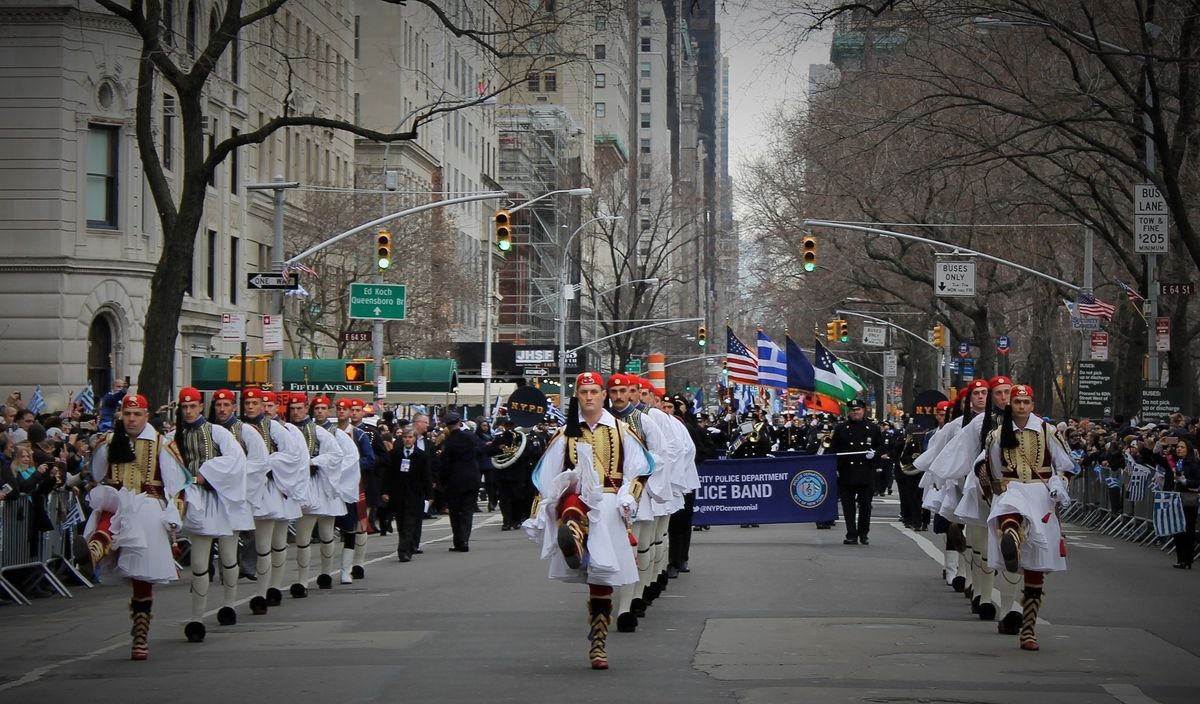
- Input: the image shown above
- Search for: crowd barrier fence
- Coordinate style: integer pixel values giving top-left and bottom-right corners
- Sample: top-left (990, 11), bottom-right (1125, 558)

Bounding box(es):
top-left (0, 490), bottom-right (93, 605)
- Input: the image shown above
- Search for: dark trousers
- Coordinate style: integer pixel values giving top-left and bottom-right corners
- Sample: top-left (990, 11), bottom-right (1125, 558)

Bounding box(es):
top-left (390, 500), bottom-right (422, 558)
top-left (875, 465), bottom-right (893, 495)
top-left (668, 491), bottom-right (696, 567)
top-left (497, 479), bottom-right (528, 527)
top-left (444, 490), bottom-right (476, 549)
top-left (1175, 504), bottom-right (1198, 566)
top-left (897, 474), bottom-right (924, 527)
top-left (839, 483), bottom-right (873, 539)
top-left (482, 470), bottom-right (497, 510)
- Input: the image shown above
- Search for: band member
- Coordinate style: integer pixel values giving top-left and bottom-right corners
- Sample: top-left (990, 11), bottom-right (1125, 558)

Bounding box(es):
top-left (286, 393), bottom-right (344, 596)
top-left (829, 399), bottom-right (883, 545)
top-left (523, 372), bottom-right (651, 670)
top-left (84, 394), bottom-right (191, 660)
top-left (981, 384), bottom-right (1076, 650)
top-left (326, 398), bottom-right (368, 583)
top-left (170, 388), bottom-right (250, 642)
top-left (240, 388), bottom-right (306, 613)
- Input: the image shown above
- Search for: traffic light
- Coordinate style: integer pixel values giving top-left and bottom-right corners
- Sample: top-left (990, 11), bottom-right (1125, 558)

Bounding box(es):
top-left (376, 229), bottom-right (392, 270)
top-left (494, 209), bottom-right (512, 252)
top-left (697, 325), bottom-right (707, 346)
top-left (801, 235), bottom-right (817, 272)
top-left (838, 319), bottom-right (849, 343)
top-left (344, 362), bottom-right (366, 383)
top-left (826, 320), bottom-right (838, 342)
top-left (932, 324), bottom-right (945, 348)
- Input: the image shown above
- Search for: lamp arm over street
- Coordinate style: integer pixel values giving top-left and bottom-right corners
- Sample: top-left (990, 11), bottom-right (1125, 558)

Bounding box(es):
top-left (569, 318), bottom-right (704, 355)
top-left (834, 310), bottom-right (940, 350)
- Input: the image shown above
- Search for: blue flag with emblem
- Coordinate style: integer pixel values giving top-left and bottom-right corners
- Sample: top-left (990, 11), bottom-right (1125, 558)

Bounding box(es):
top-left (1153, 490), bottom-right (1186, 537)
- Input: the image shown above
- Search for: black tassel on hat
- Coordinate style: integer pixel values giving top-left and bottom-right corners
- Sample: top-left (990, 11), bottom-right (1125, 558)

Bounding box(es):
top-left (109, 417), bottom-right (136, 464)
top-left (564, 396), bottom-right (582, 438)
top-left (999, 403), bottom-right (1019, 450)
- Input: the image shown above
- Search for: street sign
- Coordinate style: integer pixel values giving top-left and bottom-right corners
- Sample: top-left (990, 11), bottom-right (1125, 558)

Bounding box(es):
top-left (624, 359), bottom-right (642, 374)
top-left (861, 325), bottom-right (887, 347)
top-left (374, 375), bottom-right (388, 400)
top-left (961, 357), bottom-right (975, 379)
top-left (221, 312), bottom-right (246, 342)
top-left (1159, 282), bottom-right (1195, 296)
top-left (1155, 316), bottom-right (1171, 352)
top-left (339, 331), bottom-right (373, 343)
top-left (957, 342), bottom-right (970, 358)
top-left (262, 314), bottom-right (283, 351)
top-left (1133, 183), bottom-right (1169, 253)
top-left (1090, 332), bottom-right (1109, 361)
top-left (524, 368), bottom-right (548, 377)
top-left (1078, 361), bottom-right (1114, 420)
top-left (996, 335), bottom-right (1010, 355)
top-left (247, 271), bottom-right (300, 290)
top-left (349, 283), bottom-right (407, 321)
top-left (882, 351), bottom-right (898, 377)
top-left (1071, 316), bottom-right (1101, 331)
top-left (935, 261), bottom-right (976, 297)
top-left (480, 361), bottom-right (492, 378)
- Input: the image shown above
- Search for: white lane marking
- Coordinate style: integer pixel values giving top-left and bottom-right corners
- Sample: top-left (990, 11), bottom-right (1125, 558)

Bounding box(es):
top-left (0, 515), bottom-right (503, 692)
top-left (1101, 683), bottom-right (1164, 704)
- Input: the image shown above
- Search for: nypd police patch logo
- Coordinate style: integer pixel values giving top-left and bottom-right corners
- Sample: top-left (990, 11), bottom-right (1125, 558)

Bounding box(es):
top-left (790, 470), bottom-right (828, 509)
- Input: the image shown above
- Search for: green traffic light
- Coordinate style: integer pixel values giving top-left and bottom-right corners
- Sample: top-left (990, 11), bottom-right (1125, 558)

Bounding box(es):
top-left (698, 338), bottom-right (706, 346)
top-left (803, 262), bottom-right (816, 272)
top-left (497, 239), bottom-right (512, 252)
top-left (378, 257), bottom-right (391, 269)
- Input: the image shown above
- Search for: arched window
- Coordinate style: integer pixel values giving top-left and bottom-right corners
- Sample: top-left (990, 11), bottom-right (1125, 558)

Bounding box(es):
top-left (186, 1), bottom-right (197, 55)
top-left (162, 0), bottom-right (175, 46)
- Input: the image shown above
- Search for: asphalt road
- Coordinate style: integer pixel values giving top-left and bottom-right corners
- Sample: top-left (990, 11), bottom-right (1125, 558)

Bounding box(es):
top-left (1, 498), bottom-right (1198, 704)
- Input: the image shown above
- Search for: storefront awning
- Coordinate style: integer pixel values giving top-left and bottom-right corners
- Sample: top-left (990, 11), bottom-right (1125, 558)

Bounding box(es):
top-left (189, 358), bottom-right (458, 394)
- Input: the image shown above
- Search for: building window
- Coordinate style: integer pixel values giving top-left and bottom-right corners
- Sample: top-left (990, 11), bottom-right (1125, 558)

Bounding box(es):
top-left (640, 138), bottom-right (651, 154)
top-left (640, 14), bottom-right (651, 27)
top-left (640, 162), bottom-right (652, 179)
top-left (354, 15), bottom-right (360, 59)
top-left (641, 36), bottom-right (651, 52)
top-left (640, 87), bottom-right (651, 103)
top-left (186, 1), bottom-right (198, 55)
top-left (640, 217), bottom-right (651, 232)
top-left (229, 127), bottom-right (239, 193)
top-left (163, 0), bottom-right (175, 46)
top-left (593, 44), bottom-right (606, 60)
top-left (527, 72), bottom-right (540, 92)
top-left (354, 93), bottom-right (360, 124)
top-left (207, 116), bottom-right (217, 186)
top-left (594, 102), bottom-right (606, 118)
top-left (595, 15), bottom-right (606, 31)
top-left (86, 124), bottom-right (119, 228)
top-left (230, 27), bottom-right (239, 82)
top-left (594, 73), bottom-right (605, 88)
top-left (543, 71), bottom-right (557, 92)
top-left (640, 112), bottom-right (650, 128)
top-left (640, 61), bottom-right (651, 79)
top-left (229, 235), bottom-right (239, 305)
top-left (206, 230), bottom-right (217, 299)
top-left (162, 95), bottom-right (175, 171)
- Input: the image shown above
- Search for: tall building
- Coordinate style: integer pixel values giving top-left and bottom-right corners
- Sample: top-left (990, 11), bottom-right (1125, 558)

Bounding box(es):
top-left (0, 1), bottom-right (355, 399)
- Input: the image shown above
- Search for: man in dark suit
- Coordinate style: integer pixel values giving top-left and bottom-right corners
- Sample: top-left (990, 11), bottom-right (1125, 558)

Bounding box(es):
top-left (436, 412), bottom-right (481, 552)
top-left (383, 429), bottom-right (433, 562)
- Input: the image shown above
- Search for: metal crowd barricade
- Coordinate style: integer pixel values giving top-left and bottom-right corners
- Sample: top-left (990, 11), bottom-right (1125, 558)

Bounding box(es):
top-left (1061, 461), bottom-right (1193, 559)
top-left (0, 490), bottom-right (90, 606)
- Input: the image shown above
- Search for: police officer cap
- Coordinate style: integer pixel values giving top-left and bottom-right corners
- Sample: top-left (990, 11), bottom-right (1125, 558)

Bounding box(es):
top-left (847, 399), bottom-right (866, 409)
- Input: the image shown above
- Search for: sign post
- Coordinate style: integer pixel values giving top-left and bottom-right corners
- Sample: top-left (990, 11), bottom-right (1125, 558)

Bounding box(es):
top-left (221, 312), bottom-right (247, 342)
top-left (262, 314), bottom-right (283, 351)
top-left (1155, 317), bottom-right (1171, 352)
top-left (1089, 331), bottom-right (1109, 361)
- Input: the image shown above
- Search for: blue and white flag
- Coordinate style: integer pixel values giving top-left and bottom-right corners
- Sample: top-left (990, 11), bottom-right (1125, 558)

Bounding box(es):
top-left (546, 403), bottom-right (566, 425)
top-left (28, 385), bottom-right (46, 414)
top-left (75, 385), bottom-right (95, 414)
top-left (1126, 466), bottom-right (1151, 502)
top-left (736, 384), bottom-right (755, 415)
top-left (1103, 476), bottom-right (1122, 489)
top-left (755, 331), bottom-right (788, 389)
top-left (692, 387), bottom-right (704, 414)
top-left (1153, 490), bottom-right (1186, 537)
top-left (60, 495), bottom-right (85, 532)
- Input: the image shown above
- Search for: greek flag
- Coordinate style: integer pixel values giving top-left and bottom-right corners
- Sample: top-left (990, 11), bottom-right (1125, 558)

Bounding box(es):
top-left (1103, 476), bottom-right (1122, 489)
top-left (28, 385), bottom-right (46, 414)
top-left (60, 495), bottom-right (85, 531)
top-left (546, 403), bottom-right (566, 425)
top-left (736, 384), bottom-right (755, 415)
top-left (1153, 490), bottom-right (1187, 537)
top-left (755, 331), bottom-right (788, 389)
top-left (75, 385), bottom-right (96, 413)
top-left (1126, 466), bottom-right (1151, 502)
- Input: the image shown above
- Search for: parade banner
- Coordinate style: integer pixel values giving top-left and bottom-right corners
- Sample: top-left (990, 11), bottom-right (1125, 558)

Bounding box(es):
top-left (693, 454), bottom-right (838, 526)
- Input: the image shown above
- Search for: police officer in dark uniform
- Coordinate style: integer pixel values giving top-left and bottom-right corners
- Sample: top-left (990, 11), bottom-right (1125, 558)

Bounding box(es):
top-left (829, 398), bottom-right (883, 545)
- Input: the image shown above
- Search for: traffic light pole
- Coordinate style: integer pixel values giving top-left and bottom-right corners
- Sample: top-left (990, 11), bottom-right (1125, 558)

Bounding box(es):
top-left (246, 177), bottom-right (301, 391)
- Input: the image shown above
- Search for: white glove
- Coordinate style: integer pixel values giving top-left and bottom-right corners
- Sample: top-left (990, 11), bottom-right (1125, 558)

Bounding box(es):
top-left (865, 450), bottom-right (877, 460)
top-left (1047, 475), bottom-right (1070, 505)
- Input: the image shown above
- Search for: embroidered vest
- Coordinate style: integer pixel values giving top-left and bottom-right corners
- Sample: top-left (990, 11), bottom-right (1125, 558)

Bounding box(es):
top-left (999, 424), bottom-right (1054, 483)
top-left (225, 418), bottom-right (248, 452)
top-left (106, 433), bottom-right (165, 498)
top-left (299, 421), bottom-right (320, 458)
top-left (249, 417), bottom-right (276, 453)
top-left (178, 422), bottom-right (220, 475)
top-left (563, 423), bottom-right (626, 492)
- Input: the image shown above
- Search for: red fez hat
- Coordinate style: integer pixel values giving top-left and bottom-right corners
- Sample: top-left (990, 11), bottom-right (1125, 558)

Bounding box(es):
top-left (575, 371), bottom-right (604, 388)
top-left (242, 387), bottom-right (264, 400)
top-left (261, 391), bottom-right (277, 404)
top-left (967, 379), bottom-right (989, 392)
top-left (989, 375), bottom-right (1013, 390)
top-left (935, 400), bottom-right (953, 411)
top-left (350, 398), bottom-right (365, 408)
top-left (606, 373), bottom-right (629, 389)
top-left (288, 392), bottom-right (308, 405)
top-left (122, 394), bottom-right (149, 410)
top-left (213, 389), bottom-right (236, 402)
top-left (311, 395), bottom-right (331, 407)
top-left (1010, 384), bottom-right (1034, 400)
top-left (178, 387), bottom-right (202, 404)
top-left (953, 388), bottom-right (968, 404)
top-left (335, 398), bottom-right (352, 409)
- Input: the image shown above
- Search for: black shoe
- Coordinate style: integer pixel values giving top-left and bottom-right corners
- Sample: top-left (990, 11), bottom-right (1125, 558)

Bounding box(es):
top-left (679, 561), bottom-right (690, 573)
top-left (398, 554), bottom-right (411, 562)
top-left (265, 587), bottom-right (283, 606)
top-left (616, 612), bottom-right (638, 633)
top-left (413, 548), bottom-right (424, 554)
top-left (351, 565), bottom-right (365, 580)
top-left (998, 610), bottom-right (1022, 635)
top-left (970, 595), bottom-right (981, 614)
top-left (239, 572), bottom-right (258, 582)
top-left (666, 565), bottom-right (679, 579)
top-left (693, 526), bottom-right (704, 531)
top-left (217, 606), bottom-right (237, 626)
top-left (859, 536), bottom-right (869, 545)
top-left (290, 583), bottom-right (307, 599)
top-left (631, 597), bottom-right (646, 618)
top-left (249, 596), bottom-right (268, 615)
top-left (843, 538), bottom-right (858, 545)
top-left (1174, 563), bottom-right (1193, 569)
top-left (184, 621), bottom-right (206, 643)
top-left (316, 573), bottom-right (333, 589)
top-left (449, 545), bottom-right (469, 553)
top-left (951, 576), bottom-right (966, 593)
top-left (501, 524), bottom-right (512, 531)
top-left (977, 603), bottom-right (997, 621)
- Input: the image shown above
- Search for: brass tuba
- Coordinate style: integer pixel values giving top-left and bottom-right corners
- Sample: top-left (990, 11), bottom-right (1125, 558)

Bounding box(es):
top-left (491, 430), bottom-right (528, 469)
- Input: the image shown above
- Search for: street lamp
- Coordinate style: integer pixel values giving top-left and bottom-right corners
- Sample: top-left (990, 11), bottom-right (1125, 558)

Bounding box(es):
top-left (558, 215), bottom-right (621, 409)
top-left (592, 277), bottom-right (660, 365)
top-left (484, 186), bottom-right (593, 417)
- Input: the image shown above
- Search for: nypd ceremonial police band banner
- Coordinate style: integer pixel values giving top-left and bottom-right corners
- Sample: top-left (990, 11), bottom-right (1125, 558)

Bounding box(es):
top-left (693, 454), bottom-right (839, 526)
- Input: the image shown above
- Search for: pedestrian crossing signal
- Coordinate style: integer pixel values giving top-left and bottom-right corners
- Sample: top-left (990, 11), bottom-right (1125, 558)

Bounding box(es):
top-left (344, 362), bottom-right (366, 383)
top-left (376, 229), bottom-right (392, 270)
top-left (802, 235), bottom-right (817, 272)
top-left (494, 209), bottom-right (512, 252)
top-left (838, 320), bottom-right (849, 343)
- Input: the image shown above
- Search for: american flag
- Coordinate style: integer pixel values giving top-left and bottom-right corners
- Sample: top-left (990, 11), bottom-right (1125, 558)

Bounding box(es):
top-left (1115, 280), bottom-right (1144, 303)
top-left (1077, 293), bottom-right (1116, 320)
top-left (725, 327), bottom-right (759, 385)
